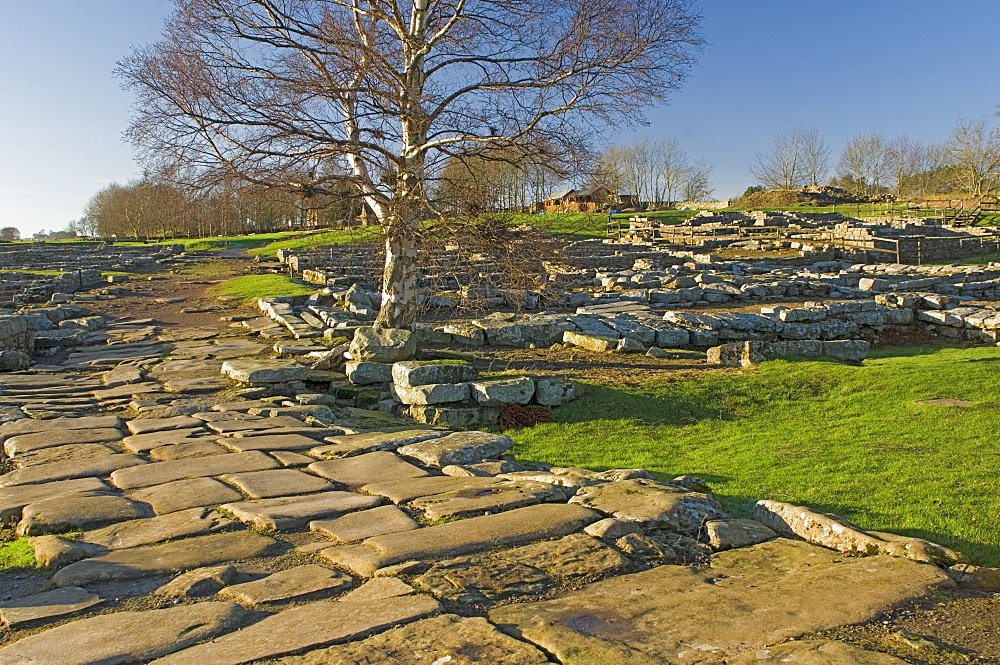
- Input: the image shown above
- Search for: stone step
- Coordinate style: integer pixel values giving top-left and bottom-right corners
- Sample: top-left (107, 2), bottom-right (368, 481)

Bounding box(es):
top-left (51, 531), bottom-right (280, 587)
top-left (321, 503), bottom-right (600, 576)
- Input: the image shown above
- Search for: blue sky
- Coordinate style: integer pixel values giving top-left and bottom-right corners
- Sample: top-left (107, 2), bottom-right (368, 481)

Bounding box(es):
top-left (2, 0), bottom-right (998, 235)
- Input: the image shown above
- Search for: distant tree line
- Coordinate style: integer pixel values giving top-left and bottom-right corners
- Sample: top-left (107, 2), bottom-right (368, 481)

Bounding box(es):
top-left (749, 115), bottom-right (1000, 201)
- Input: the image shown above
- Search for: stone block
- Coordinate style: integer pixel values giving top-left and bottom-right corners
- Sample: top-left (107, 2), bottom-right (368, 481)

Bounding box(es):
top-left (348, 327), bottom-right (416, 363)
top-left (469, 376), bottom-right (534, 405)
top-left (344, 361), bottom-right (392, 385)
top-left (392, 360), bottom-right (478, 387)
top-left (393, 382), bottom-right (470, 405)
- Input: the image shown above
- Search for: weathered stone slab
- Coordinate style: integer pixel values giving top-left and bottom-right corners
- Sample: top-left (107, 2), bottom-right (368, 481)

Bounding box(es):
top-left (488, 539), bottom-right (952, 665)
top-left (0, 454), bottom-right (146, 488)
top-left (0, 415), bottom-right (121, 441)
top-left (128, 477), bottom-right (244, 515)
top-left (150, 596), bottom-right (440, 665)
top-left (12, 443), bottom-right (118, 468)
top-left (705, 518), bottom-right (777, 551)
top-left (220, 469), bottom-right (335, 499)
top-left (0, 601), bottom-right (244, 665)
top-left (220, 564), bottom-right (352, 604)
top-left (221, 491), bottom-right (382, 531)
top-left (79, 507), bottom-right (233, 550)
top-left (415, 533), bottom-right (631, 603)
top-left (469, 376), bottom-right (535, 405)
top-left (222, 434), bottom-right (327, 452)
top-left (409, 480), bottom-right (566, 520)
top-left (18, 493), bottom-right (148, 536)
top-left (310, 505), bottom-right (420, 543)
top-left (308, 451), bottom-right (429, 488)
top-left (569, 478), bottom-right (726, 535)
top-left (51, 532), bottom-right (280, 587)
top-left (274, 614), bottom-right (550, 665)
top-left (121, 428), bottom-right (213, 453)
top-left (323, 503), bottom-right (600, 576)
top-left (361, 476), bottom-right (499, 503)
top-left (126, 416), bottom-right (204, 435)
top-left (154, 565), bottom-right (238, 598)
top-left (150, 440), bottom-right (228, 460)
top-left (221, 358), bottom-right (339, 384)
top-left (230, 426), bottom-right (344, 440)
top-left (728, 639), bottom-right (910, 664)
top-left (337, 577), bottom-right (415, 603)
top-left (270, 451), bottom-right (314, 467)
top-left (0, 587), bottom-right (102, 628)
top-left (0, 477), bottom-right (110, 525)
top-left (397, 431), bottom-right (513, 467)
top-left (307, 430), bottom-right (446, 459)
top-left (753, 499), bottom-right (968, 566)
top-left (4, 428), bottom-right (123, 456)
top-left (391, 360), bottom-right (478, 387)
top-left (110, 451), bottom-right (280, 489)
top-left (393, 382), bottom-right (470, 405)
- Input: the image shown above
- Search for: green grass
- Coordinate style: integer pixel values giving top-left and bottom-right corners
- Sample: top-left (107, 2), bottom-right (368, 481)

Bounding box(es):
top-left (0, 537), bottom-right (38, 571)
top-left (212, 274), bottom-right (316, 302)
top-left (248, 227), bottom-right (382, 257)
top-left (926, 252), bottom-right (1000, 266)
top-left (507, 346), bottom-right (1000, 565)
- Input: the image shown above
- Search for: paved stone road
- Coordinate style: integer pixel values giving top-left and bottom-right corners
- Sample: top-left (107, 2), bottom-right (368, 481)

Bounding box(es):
top-left (0, 311), bottom-right (958, 664)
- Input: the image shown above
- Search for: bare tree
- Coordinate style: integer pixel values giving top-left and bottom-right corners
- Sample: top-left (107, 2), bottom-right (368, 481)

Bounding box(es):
top-left (119, 0), bottom-right (704, 327)
top-left (680, 160), bottom-right (713, 201)
top-left (749, 127), bottom-right (828, 190)
top-left (939, 116), bottom-right (1000, 197)
top-left (597, 136), bottom-right (702, 207)
top-left (836, 133), bottom-right (893, 199)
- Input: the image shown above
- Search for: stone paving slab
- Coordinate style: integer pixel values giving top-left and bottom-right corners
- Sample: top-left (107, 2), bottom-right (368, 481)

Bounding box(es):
top-left (397, 431), bottom-right (514, 467)
top-left (308, 451), bottom-right (430, 488)
top-left (221, 491), bottom-right (382, 531)
top-left (150, 440), bottom-right (229, 461)
top-left (4, 428), bottom-right (124, 456)
top-left (269, 451), bottom-right (314, 467)
top-left (126, 416), bottom-right (204, 435)
top-left (0, 587), bottom-right (103, 629)
top-left (0, 415), bottom-right (121, 441)
top-left (0, 601), bottom-right (244, 665)
top-left (221, 433), bottom-right (329, 452)
top-left (307, 430), bottom-right (447, 459)
top-left (488, 538), bottom-right (952, 664)
top-left (337, 577), bottom-right (416, 603)
top-left (310, 505), bottom-right (420, 543)
top-left (79, 507), bottom-right (234, 550)
top-left (0, 453), bottom-right (146, 488)
top-left (110, 451), bottom-right (280, 489)
top-left (276, 613), bottom-right (550, 665)
top-left (121, 428), bottom-right (213, 453)
top-left (154, 565), bottom-right (238, 599)
top-left (569, 478), bottom-right (727, 535)
top-left (0, 477), bottom-right (110, 525)
top-left (12, 443), bottom-right (118, 467)
top-left (18, 493), bottom-right (149, 536)
top-left (322, 503), bottom-right (601, 576)
top-left (410, 480), bottom-right (569, 520)
top-left (360, 475), bottom-right (499, 504)
top-left (220, 469), bottom-right (335, 499)
top-left (149, 595), bottom-right (442, 665)
top-left (127, 477), bottom-right (245, 515)
top-left (219, 564), bottom-right (352, 604)
top-left (727, 639), bottom-right (911, 664)
top-left (414, 533), bottom-right (631, 603)
top-left (51, 531), bottom-right (281, 587)
top-left (229, 426), bottom-right (346, 440)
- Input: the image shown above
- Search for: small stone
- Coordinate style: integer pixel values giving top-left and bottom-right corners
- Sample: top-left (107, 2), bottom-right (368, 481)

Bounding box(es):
top-left (220, 565), bottom-right (352, 604)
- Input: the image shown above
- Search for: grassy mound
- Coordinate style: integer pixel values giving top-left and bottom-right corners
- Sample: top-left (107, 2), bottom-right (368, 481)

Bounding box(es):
top-left (507, 346), bottom-right (1000, 565)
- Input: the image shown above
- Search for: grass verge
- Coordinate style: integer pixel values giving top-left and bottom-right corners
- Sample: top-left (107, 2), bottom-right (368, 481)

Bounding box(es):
top-left (0, 537), bottom-right (38, 571)
top-left (211, 274), bottom-right (316, 302)
top-left (506, 346), bottom-right (1000, 565)
top-left (249, 227), bottom-right (382, 257)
